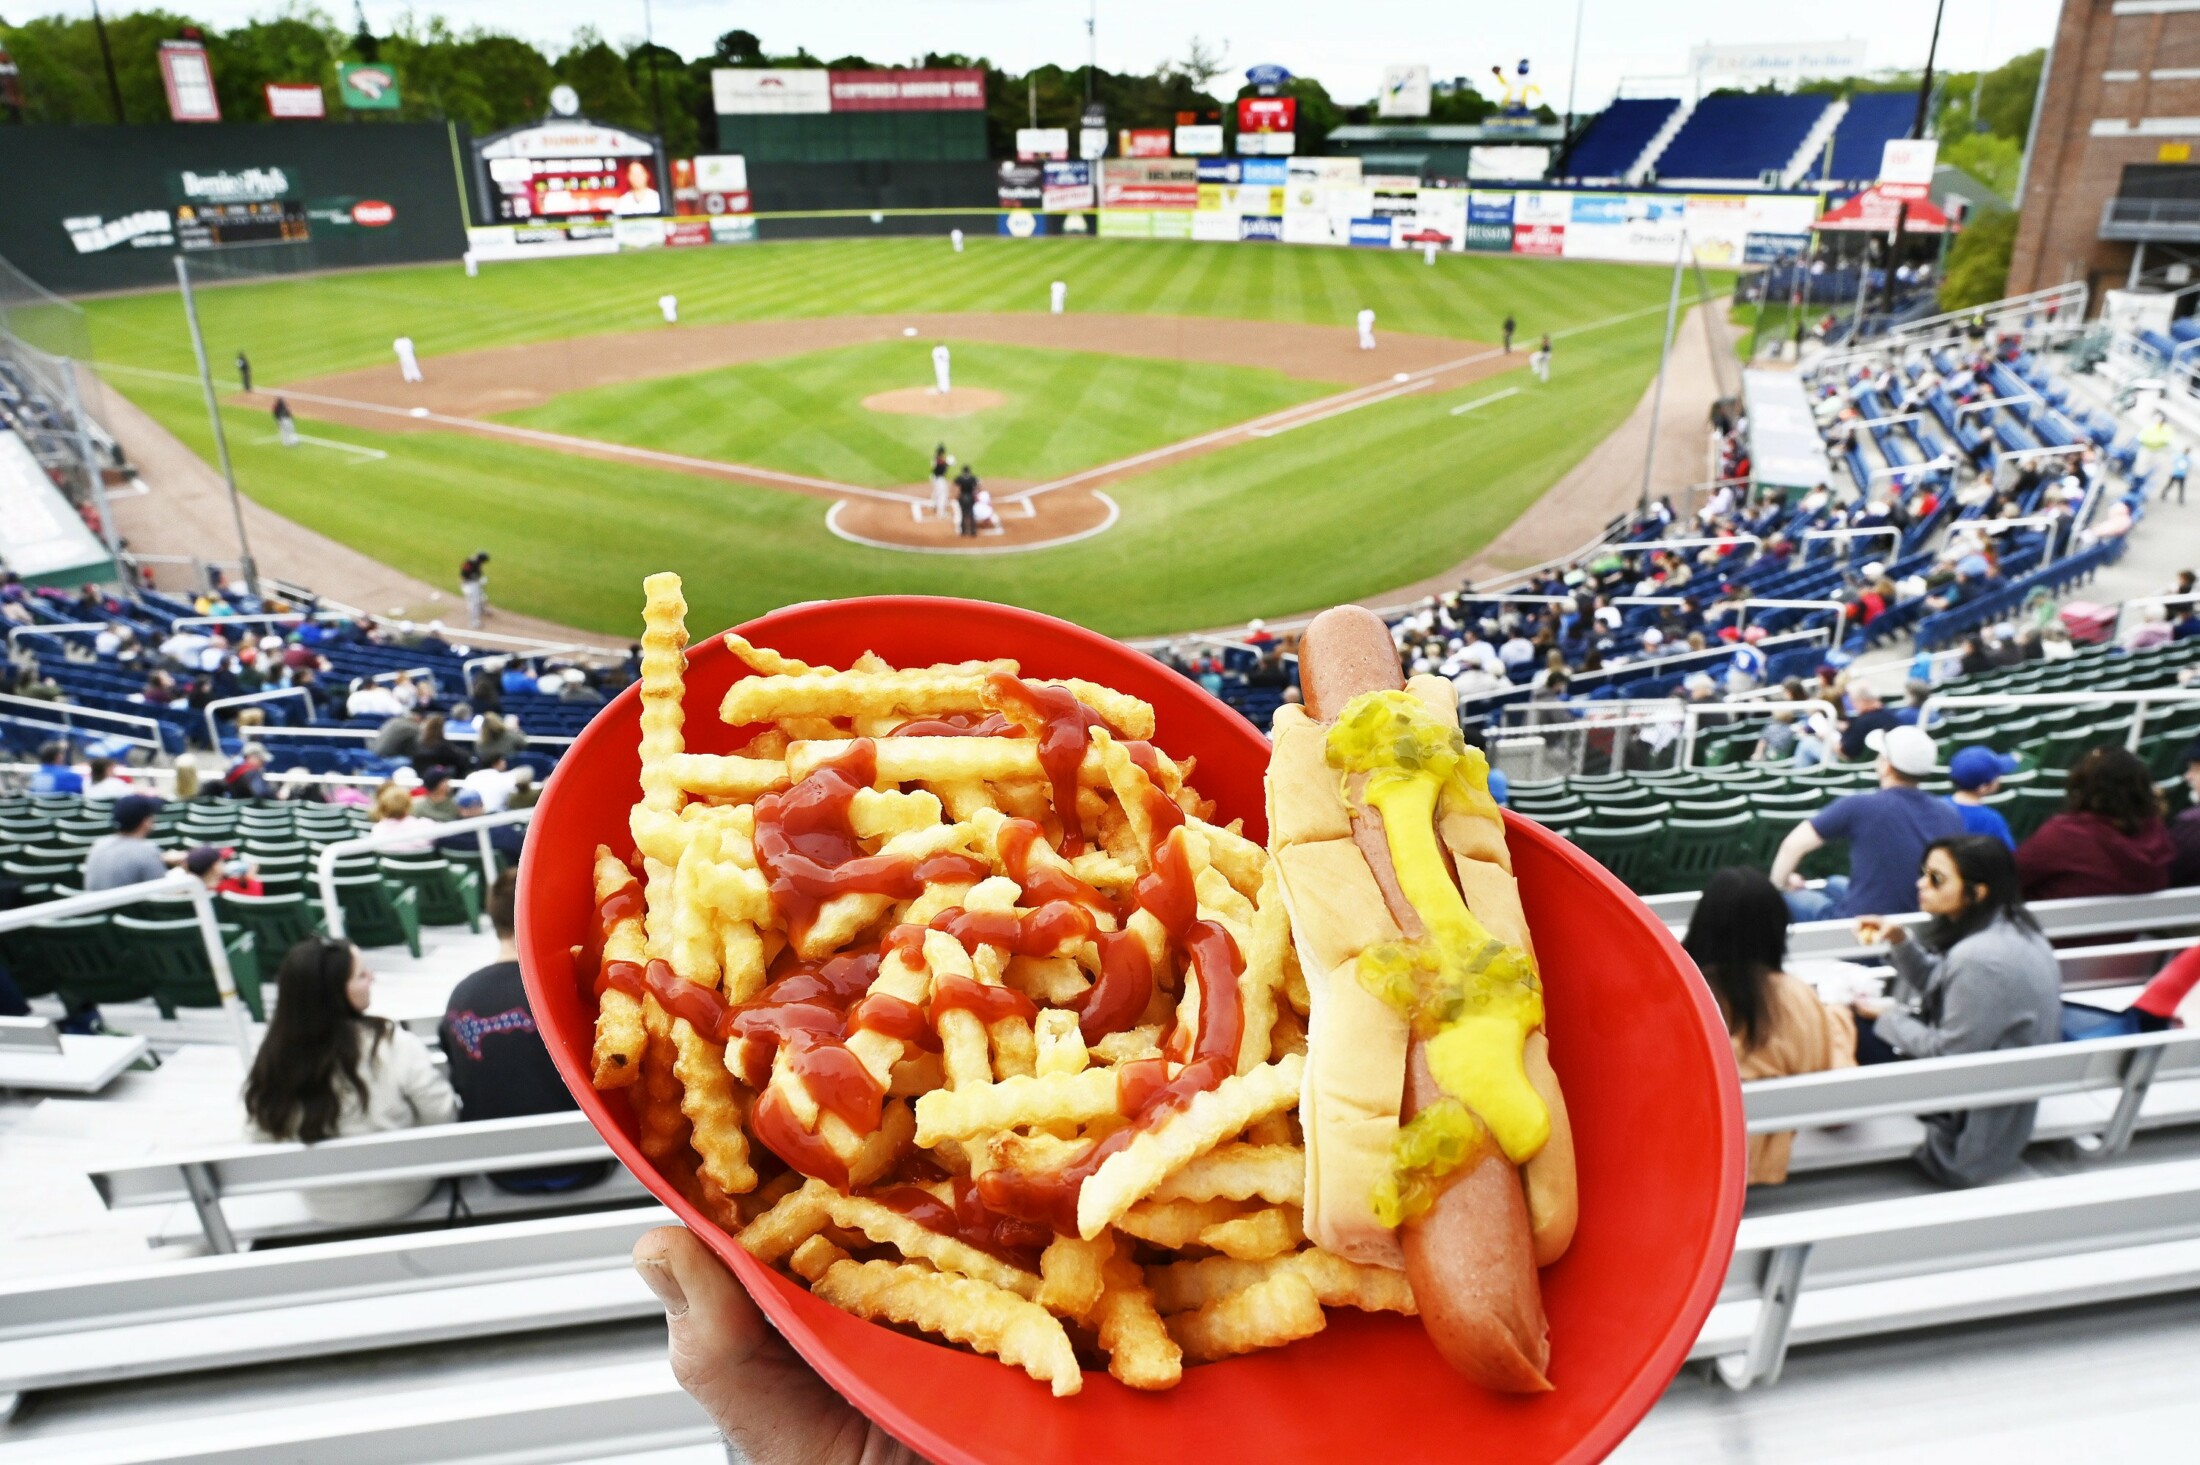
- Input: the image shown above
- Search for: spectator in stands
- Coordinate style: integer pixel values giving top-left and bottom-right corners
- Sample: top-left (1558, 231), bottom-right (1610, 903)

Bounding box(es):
top-left (1945, 746), bottom-right (2020, 851)
top-left (2017, 745), bottom-right (2176, 900)
top-left (370, 781), bottom-right (439, 852)
top-left (220, 744), bottom-right (274, 800)
top-left (2170, 742), bottom-right (2200, 888)
top-left (186, 845), bottom-right (263, 898)
top-left (1683, 868), bottom-right (1857, 1185)
top-left (342, 677), bottom-right (398, 722)
top-left (462, 752), bottom-right (523, 812)
top-left (416, 768), bottom-right (465, 821)
top-left (474, 711), bottom-right (527, 766)
top-left (556, 667), bottom-right (604, 706)
top-left (468, 663), bottom-right (503, 715)
top-left (435, 871), bottom-right (606, 1192)
top-left (1836, 683), bottom-right (1901, 762)
top-left (1852, 836), bottom-right (2062, 1187)
top-left (82, 796), bottom-right (184, 891)
top-left (413, 713), bottom-right (473, 776)
top-left (372, 708), bottom-right (423, 760)
top-left (2122, 602), bottom-right (2176, 653)
top-left (1773, 725), bottom-right (1964, 922)
top-left (83, 757), bottom-right (135, 798)
top-left (243, 937), bottom-right (458, 1224)
top-left (389, 672), bottom-right (425, 713)
top-left (29, 741), bottom-right (83, 796)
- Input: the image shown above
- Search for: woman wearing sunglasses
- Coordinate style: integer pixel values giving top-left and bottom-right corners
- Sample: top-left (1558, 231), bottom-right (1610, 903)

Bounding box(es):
top-left (244, 937), bottom-right (457, 1223)
top-left (1852, 835), bottom-right (2062, 1187)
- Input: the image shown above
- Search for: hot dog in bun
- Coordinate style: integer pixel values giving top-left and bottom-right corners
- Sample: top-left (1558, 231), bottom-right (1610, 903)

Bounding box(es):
top-left (1267, 605), bottom-right (1577, 1392)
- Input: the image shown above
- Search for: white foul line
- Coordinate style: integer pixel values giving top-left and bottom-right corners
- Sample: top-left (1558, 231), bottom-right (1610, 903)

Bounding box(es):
top-left (1448, 387), bottom-right (1522, 417)
top-left (253, 432), bottom-right (389, 461)
top-left (1247, 379), bottom-right (1432, 437)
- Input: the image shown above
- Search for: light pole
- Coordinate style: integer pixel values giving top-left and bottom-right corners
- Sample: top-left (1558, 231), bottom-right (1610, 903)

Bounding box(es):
top-left (1563, 0), bottom-right (1586, 143)
top-left (174, 256), bottom-right (260, 599)
top-left (1640, 231), bottom-right (1690, 516)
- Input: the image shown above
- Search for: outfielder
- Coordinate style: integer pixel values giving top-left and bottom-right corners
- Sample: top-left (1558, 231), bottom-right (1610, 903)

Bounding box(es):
top-left (932, 343), bottom-right (953, 395)
top-left (1050, 280), bottom-right (1067, 314)
top-left (659, 294), bottom-right (679, 324)
top-left (1356, 308), bottom-right (1376, 351)
top-left (951, 228), bottom-right (965, 253)
top-left (393, 335), bottom-right (423, 383)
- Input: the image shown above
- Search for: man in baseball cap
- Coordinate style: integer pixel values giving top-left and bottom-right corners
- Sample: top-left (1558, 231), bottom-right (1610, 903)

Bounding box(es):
top-left (1945, 745), bottom-right (2022, 850)
top-left (1772, 722), bottom-right (1964, 922)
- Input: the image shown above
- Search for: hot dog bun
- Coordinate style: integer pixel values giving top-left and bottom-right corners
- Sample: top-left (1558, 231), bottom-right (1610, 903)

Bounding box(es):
top-left (1272, 604), bottom-right (1574, 1391)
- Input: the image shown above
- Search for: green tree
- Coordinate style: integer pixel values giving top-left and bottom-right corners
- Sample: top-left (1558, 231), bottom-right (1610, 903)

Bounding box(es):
top-left (1939, 208), bottom-right (2019, 310)
top-left (207, 12), bottom-right (342, 121)
top-left (555, 29), bottom-right (649, 132)
top-left (0, 8), bottom-right (198, 123)
top-left (626, 40), bottom-right (700, 155)
top-left (381, 19), bottom-right (555, 133)
top-left (1939, 131), bottom-right (2021, 198)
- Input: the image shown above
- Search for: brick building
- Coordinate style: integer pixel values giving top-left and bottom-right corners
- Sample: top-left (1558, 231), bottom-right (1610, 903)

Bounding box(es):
top-left (2012, 0), bottom-right (2200, 302)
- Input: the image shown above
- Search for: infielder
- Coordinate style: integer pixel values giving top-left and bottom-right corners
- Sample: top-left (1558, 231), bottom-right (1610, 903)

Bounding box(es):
top-left (951, 228), bottom-right (965, 253)
top-left (393, 335), bottom-right (423, 383)
top-left (1050, 280), bottom-right (1067, 314)
top-left (1530, 333), bottom-right (1552, 383)
top-left (659, 294), bottom-right (679, 324)
top-left (932, 343), bottom-right (953, 395)
top-left (1356, 308), bottom-right (1377, 351)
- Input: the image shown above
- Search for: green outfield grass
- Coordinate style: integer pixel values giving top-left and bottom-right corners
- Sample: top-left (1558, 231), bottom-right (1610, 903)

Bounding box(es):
top-left (496, 340), bottom-right (1331, 488)
top-left (81, 237), bottom-right (1723, 637)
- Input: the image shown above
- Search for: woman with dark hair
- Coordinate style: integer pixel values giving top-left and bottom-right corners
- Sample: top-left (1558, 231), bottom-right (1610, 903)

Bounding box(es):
top-left (1853, 835), bottom-right (2062, 1187)
top-left (1683, 868), bottom-right (1856, 1184)
top-left (243, 937), bottom-right (456, 1223)
top-left (413, 711), bottom-right (474, 777)
top-left (2016, 746), bottom-right (2175, 900)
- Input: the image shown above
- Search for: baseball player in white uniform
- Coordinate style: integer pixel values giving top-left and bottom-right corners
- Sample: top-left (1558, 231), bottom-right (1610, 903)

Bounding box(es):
top-left (1356, 309), bottom-right (1376, 351)
top-left (1050, 280), bottom-right (1067, 314)
top-left (659, 294), bottom-right (679, 324)
top-left (393, 335), bottom-right (423, 382)
top-left (932, 344), bottom-right (953, 395)
top-left (951, 228), bottom-right (965, 253)
top-left (929, 445), bottom-right (954, 520)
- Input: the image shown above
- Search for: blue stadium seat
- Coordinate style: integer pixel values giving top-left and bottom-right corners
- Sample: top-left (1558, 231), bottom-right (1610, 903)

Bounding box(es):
top-left (1655, 94), bottom-right (1833, 182)
top-left (1807, 92), bottom-right (1919, 186)
top-left (1562, 98), bottom-right (1680, 181)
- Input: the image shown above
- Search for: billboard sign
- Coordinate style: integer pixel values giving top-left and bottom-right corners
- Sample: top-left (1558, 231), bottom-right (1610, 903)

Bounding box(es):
top-left (1101, 158), bottom-right (1198, 209)
top-left (693, 154), bottom-right (748, 192)
top-left (1237, 97), bottom-right (1296, 132)
top-left (827, 69), bottom-right (985, 111)
top-left (1174, 124), bottom-right (1225, 156)
top-left (1379, 65), bottom-right (1431, 119)
top-left (679, 154), bottom-right (751, 216)
top-left (264, 83), bottom-right (325, 119)
top-left (1079, 127), bottom-right (1109, 161)
top-left (64, 211), bottom-right (177, 254)
top-left (159, 40), bottom-right (220, 123)
top-left (1042, 161), bottom-right (1095, 211)
top-left (713, 69), bottom-right (831, 114)
top-left (996, 160), bottom-right (1043, 208)
top-left (0, 48), bottom-right (19, 110)
top-left (477, 122), bottom-right (663, 222)
top-left (1120, 129), bottom-right (1173, 158)
top-left (1513, 223), bottom-right (1565, 255)
top-left (1245, 63), bottom-right (1293, 89)
top-left (1240, 215), bottom-right (1283, 241)
top-left (1878, 137), bottom-right (1938, 200)
top-left (338, 62), bottom-right (400, 110)
top-left (1469, 145), bottom-right (1549, 181)
top-left (1687, 40), bottom-right (1868, 86)
top-left (1017, 127), bottom-right (1071, 161)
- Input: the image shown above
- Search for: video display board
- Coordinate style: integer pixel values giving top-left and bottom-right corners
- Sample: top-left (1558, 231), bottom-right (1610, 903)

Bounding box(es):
top-left (474, 120), bottom-right (665, 223)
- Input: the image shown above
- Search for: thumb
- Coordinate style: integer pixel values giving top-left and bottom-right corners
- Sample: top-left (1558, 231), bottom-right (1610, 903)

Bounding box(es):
top-left (634, 1225), bottom-right (772, 1399)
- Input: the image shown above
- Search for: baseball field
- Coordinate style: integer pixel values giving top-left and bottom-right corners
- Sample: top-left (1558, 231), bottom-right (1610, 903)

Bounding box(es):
top-left (78, 236), bottom-right (1720, 638)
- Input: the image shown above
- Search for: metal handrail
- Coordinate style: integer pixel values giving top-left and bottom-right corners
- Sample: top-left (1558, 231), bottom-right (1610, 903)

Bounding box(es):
top-left (1801, 526), bottom-right (1902, 554)
top-left (203, 687), bottom-right (317, 752)
top-left (6, 621), bottom-right (110, 649)
top-left (1604, 535), bottom-right (1764, 554)
top-left (0, 871), bottom-right (252, 1057)
top-left (1734, 598), bottom-right (1850, 654)
top-left (1954, 513), bottom-right (2066, 565)
top-left (0, 692), bottom-right (164, 752)
top-left (245, 722), bottom-right (575, 749)
top-left (0, 759), bottom-right (390, 790)
top-left (315, 808), bottom-right (535, 940)
top-left (1919, 690), bottom-right (2200, 753)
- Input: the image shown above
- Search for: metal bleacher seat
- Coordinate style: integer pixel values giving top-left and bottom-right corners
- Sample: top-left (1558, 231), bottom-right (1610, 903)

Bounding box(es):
top-left (0, 1208), bottom-right (670, 1404)
top-left (109, 912), bottom-right (266, 1020)
top-left (88, 1112), bottom-right (646, 1253)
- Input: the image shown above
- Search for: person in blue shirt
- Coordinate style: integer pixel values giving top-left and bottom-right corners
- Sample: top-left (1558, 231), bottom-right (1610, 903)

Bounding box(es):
top-left (1772, 725), bottom-right (1965, 921)
top-left (1945, 745), bottom-right (2019, 850)
top-left (2165, 448), bottom-right (2190, 506)
top-left (29, 742), bottom-right (83, 796)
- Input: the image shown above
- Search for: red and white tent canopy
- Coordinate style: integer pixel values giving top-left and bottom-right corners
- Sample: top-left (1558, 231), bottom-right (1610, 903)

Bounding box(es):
top-left (1813, 185), bottom-right (1954, 234)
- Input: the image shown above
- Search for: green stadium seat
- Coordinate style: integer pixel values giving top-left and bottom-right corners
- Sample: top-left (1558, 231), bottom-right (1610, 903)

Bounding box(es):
top-left (17, 914), bottom-right (148, 1010)
top-left (379, 856), bottom-right (482, 931)
top-left (109, 914), bottom-right (266, 1021)
top-left (217, 890), bottom-right (327, 969)
top-left (1571, 821), bottom-right (1667, 893)
top-left (330, 873), bottom-right (422, 957)
top-left (2006, 786), bottom-right (2066, 842)
top-left (1671, 796), bottom-right (1749, 818)
top-left (1658, 813), bottom-right (1755, 893)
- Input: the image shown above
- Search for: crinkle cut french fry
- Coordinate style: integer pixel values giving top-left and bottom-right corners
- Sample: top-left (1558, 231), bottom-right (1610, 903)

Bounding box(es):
top-left (1032, 1009), bottom-right (1088, 1077)
top-left (636, 1001), bottom-right (692, 1164)
top-left (721, 668), bottom-right (995, 727)
top-left (1148, 1144), bottom-right (1304, 1205)
top-left (1233, 864), bottom-right (1291, 1075)
top-left (590, 847), bottom-right (647, 1089)
top-left (789, 1234), bottom-right (851, 1283)
top-left (1076, 1054), bottom-right (1305, 1240)
top-left (663, 752), bottom-right (789, 800)
top-left (811, 1259), bottom-right (1083, 1397)
top-left (1116, 1198), bottom-right (1244, 1249)
top-left (1036, 1231), bottom-right (1112, 1323)
top-left (737, 1177), bottom-right (834, 1264)
top-left (847, 1098), bottom-right (916, 1190)
top-left (632, 574), bottom-right (689, 866)
top-left (1197, 1207), bottom-right (1303, 1261)
top-left (670, 1019), bottom-right (756, 1197)
top-left (721, 632), bottom-right (823, 679)
top-left (1165, 1269), bottom-right (1326, 1364)
top-left (913, 1066), bottom-right (1122, 1146)
top-left (1095, 1250), bottom-right (1183, 1391)
top-left (1147, 1248), bottom-right (1418, 1316)
top-left (820, 1191), bottom-right (1041, 1297)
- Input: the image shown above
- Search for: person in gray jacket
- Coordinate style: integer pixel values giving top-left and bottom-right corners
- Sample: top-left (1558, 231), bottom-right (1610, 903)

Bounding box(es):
top-left (1853, 834), bottom-right (2063, 1187)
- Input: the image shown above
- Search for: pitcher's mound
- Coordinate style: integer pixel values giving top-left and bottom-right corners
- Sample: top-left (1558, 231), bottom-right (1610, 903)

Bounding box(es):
top-left (863, 386), bottom-right (1005, 417)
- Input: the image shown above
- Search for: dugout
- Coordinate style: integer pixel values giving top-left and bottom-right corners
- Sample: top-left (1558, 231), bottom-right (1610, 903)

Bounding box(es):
top-left (0, 124), bottom-right (471, 295)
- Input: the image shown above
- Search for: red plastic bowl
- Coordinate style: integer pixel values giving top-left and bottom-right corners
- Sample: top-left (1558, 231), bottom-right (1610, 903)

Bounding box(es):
top-left (519, 595), bottom-right (1742, 1465)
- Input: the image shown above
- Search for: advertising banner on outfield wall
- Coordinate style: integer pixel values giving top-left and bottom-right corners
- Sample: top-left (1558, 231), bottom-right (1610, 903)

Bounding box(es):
top-left (1100, 158), bottom-right (1197, 209)
top-left (1119, 129), bottom-right (1173, 159)
top-left (712, 69), bottom-right (830, 114)
top-left (1042, 161), bottom-right (1095, 211)
top-left (1236, 96), bottom-right (1296, 155)
top-left (1399, 188), bottom-right (1467, 250)
top-left (1562, 191), bottom-right (1685, 263)
top-left (1016, 128), bottom-right (1070, 161)
top-left (996, 161), bottom-right (1042, 208)
top-left (828, 69), bottom-right (985, 111)
top-left (1174, 124), bottom-right (1224, 156)
top-left (1097, 209), bottom-right (1152, 238)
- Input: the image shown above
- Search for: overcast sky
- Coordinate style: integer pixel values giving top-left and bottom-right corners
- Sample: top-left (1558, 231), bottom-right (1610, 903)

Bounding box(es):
top-left (62, 1), bottom-right (2061, 113)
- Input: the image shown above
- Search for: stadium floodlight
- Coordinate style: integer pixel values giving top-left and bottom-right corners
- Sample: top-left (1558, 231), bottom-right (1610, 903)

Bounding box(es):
top-left (174, 255), bottom-right (259, 599)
